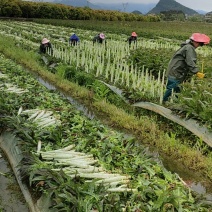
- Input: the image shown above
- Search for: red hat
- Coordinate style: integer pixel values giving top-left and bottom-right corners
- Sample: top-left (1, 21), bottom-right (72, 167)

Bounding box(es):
top-left (99, 33), bottom-right (105, 39)
top-left (42, 38), bottom-right (50, 44)
top-left (190, 33), bottom-right (210, 44)
top-left (131, 32), bottom-right (137, 37)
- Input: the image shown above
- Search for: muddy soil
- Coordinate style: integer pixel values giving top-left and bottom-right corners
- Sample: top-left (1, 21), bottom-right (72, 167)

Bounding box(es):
top-left (0, 150), bottom-right (29, 212)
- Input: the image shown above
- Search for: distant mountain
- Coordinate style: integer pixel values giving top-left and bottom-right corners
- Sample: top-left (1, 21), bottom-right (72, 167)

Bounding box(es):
top-left (27, 0), bottom-right (200, 15)
top-left (93, 3), bottom-right (155, 14)
top-left (132, 10), bottom-right (143, 15)
top-left (31, 0), bottom-right (155, 14)
top-left (53, 0), bottom-right (99, 9)
top-left (148, 0), bottom-right (198, 15)
top-left (196, 10), bottom-right (208, 15)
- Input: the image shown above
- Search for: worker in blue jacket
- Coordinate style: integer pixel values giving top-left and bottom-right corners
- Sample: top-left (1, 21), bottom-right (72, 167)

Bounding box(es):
top-left (69, 33), bottom-right (80, 46)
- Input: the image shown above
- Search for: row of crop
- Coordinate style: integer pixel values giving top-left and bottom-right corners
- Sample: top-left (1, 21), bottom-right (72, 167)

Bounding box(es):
top-left (1, 54), bottom-right (210, 211)
top-left (0, 20), bottom-right (169, 104)
top-left (0, 20), bottom-right (212, 129)
top-left (127, 48), bottom-right (212, 129)
top-left (2, 20), bottom-right (212, 187)
top-left (2, 20), bottom-right (211, 59)
top-left (2, 19), bottom-right (210, 132)
top-left (0, 20), bottom-right (181, 50)
top-left (34, 19), bottom-right (212, 44)
top-left (4, 20), bottom-right (212, 57)
top-left (2, 19), bottom-right (211, 70)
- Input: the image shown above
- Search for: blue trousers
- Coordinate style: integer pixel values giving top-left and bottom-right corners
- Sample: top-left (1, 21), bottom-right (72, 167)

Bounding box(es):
top-left (163, 77), bottom-right (181, 102)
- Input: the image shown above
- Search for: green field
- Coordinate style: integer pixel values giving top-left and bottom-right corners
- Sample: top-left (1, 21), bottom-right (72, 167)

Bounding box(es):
top-left (0, 19), bottom-right (212, 211)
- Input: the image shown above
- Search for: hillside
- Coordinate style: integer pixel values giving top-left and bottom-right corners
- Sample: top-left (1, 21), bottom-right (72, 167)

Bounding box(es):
top-left (148, 0), bottom-right (198, 15)
top-left (34, 0), bottom-right (156, 14)
top-left (24, 0), bottom-right (200, 15)
top-left (53, 0), bottom-right (99, 9)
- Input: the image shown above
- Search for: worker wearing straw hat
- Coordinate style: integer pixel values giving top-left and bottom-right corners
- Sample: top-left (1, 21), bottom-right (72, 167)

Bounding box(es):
top-left (40, 38), bottom-right (53, 54)
top-left (127, 32), bottom-right (137, 47)
top-left (93, 33), bottom-right (106, 45)
top-left (163, 33), bottom-right (210, 103)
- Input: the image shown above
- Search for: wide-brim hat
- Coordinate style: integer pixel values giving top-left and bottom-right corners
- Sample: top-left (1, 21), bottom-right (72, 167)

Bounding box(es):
top-left (190, 33), bottom-right (210, 44)
top-left (42, 38), bottom-right (50, 44)
top-left (131, 32), bottom-right (137, 37)
top-left (99, 33), bottom-right (105, 39)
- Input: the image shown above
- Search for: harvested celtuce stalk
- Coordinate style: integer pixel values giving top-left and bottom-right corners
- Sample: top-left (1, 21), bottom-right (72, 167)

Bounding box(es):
top-left (56, 159), bottom-right (98, 166)
top-left (0, 83), bottom-right (28, 94)
top-left (95, 176), bottom-right (129, 184)
top-left (27, 111), bottom-right (40, 120)
top-left (17, 106), bottom-right (23, 116)
top-left (64, 167), bottom-right (104, 173)
top-left (105, 180), bottom-right (130, 187)
top-left (61, 144), bottom-right (75, 151)
top-left (37, 140), bottom-right (42, 153)
top-left (37, 144), bottom-right (136, 193)
top-left (20, 109), bottom-right (61, 128)
top-left (34, 110), bottom-right (46, 121)
top-left (0, 73), bottom-right (7, 78)
top-left (107, 187), bottom-right (137, 192)
top-left (22, 109), bottom-right (40, 115)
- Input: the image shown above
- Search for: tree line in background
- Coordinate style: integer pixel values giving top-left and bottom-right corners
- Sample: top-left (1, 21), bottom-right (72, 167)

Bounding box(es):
top-left (0, 0), bottom-right (160, 22)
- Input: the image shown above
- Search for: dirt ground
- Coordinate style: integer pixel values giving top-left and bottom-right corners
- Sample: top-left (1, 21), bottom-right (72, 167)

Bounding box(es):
top-left (0, 150), bottom-right (29, 212)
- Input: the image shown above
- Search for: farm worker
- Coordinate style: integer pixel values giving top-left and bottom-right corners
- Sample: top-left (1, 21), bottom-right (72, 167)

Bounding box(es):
top-left (162, 33), bottom-right (210, 103)
top-left (69, 33), bottom-right (80, 46)
top-left (40, 38), bottom-right (53, 54)
top-left (93, 33), bottom-right (106, 45)
top-left (127, 31), bottom-right (137, 46)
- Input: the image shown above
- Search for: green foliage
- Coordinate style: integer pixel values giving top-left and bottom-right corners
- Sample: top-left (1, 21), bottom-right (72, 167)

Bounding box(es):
top-left (149, 0), bottom-right (197, 16)
top-left (0, 0), bottom-right (22, 17)
top-left (91, 80), bottom-right (110, 101)
top-left (0, 0), bottom-right (160, 22)
top-left (63, 66), bottom-right (76, 80)
top-left (125, 89), bottom-right (157, 103)
top-left (187, 14), bottom-right (205, 22)
top-left (75, 71), bottom-right (95, 86)
top-left (55, 64), bottom-right (66, 78)
top-left (127, 47), bottom-right (172, 78)
top-left (62, 65), bottom-right (95, 87)
top-left (62, 66), bottom-right (129, 106)
top-left (173, 80), bottom-right (212, 130)
top-left (160, 10), bottom-right (186, 21)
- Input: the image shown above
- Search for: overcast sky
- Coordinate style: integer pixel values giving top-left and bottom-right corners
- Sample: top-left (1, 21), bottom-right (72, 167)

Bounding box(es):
top-left (91, 0), bottom-right (212, 12)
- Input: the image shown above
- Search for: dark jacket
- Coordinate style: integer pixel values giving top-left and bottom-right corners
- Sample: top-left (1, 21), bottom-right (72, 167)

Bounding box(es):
top-left (69, 34), bottom-right (80, 46)
top-left (40, 42), bottom-right (53, 54)
top-left (127, 36), bottom-right (137, 45)
top-left (166, 42), bottom-right (198, 82)
top-left (93, 35), bottom-right (106, 44)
